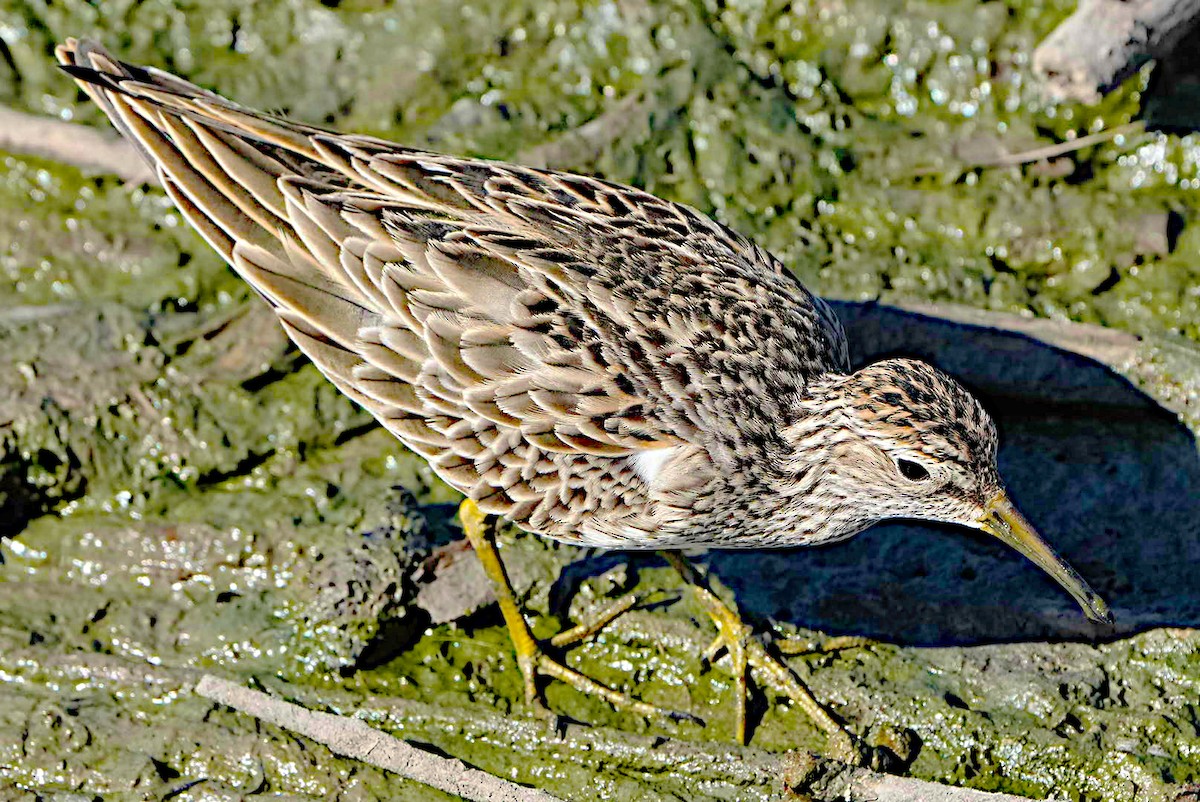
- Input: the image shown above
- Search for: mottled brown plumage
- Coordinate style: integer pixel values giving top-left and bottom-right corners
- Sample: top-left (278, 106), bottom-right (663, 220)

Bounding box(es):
top-left (57, 41), bottom-right (1116, 755)
top-left (57, 40), bottom-right (1109, 621)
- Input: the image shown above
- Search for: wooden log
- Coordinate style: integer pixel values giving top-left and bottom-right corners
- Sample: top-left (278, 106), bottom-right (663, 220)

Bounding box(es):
top-left (1033, 0), bottom-right (1200, 102)
top-left (0, 106), bottom-right (157, 184)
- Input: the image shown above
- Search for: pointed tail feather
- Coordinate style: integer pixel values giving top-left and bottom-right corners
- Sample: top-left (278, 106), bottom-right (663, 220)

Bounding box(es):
top-left (56, 38), bottom-right (393, 413)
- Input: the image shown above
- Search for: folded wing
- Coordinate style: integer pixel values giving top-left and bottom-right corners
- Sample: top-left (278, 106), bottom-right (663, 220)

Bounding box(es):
top-left (57, 39), bottom-right (848, 544)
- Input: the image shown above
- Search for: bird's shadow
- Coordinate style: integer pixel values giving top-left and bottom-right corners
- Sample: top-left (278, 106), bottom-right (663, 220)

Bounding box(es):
top-left (687, 303), bottom-right (1199, 647)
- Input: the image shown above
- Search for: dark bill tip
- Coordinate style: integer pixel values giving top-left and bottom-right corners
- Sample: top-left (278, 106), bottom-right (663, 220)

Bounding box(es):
top-left (978, 490), bottom-right (1114, 626)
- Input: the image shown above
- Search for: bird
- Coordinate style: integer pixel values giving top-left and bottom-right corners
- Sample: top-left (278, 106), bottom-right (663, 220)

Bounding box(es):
top-left (56, 38), bottom-right (1112, 758)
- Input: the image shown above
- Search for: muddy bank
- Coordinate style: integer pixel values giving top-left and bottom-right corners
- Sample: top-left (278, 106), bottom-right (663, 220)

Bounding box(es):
top-left (1, 0), bottom-right (1199, 799)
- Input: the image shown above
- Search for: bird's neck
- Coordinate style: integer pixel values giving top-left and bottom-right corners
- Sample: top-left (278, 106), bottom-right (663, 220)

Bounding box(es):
top-left (772, 381), bottom-right (884, 544)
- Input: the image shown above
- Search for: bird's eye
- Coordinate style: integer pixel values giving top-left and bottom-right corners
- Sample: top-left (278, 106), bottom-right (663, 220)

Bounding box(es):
top-left (896, 458), bottom-right (930, 482)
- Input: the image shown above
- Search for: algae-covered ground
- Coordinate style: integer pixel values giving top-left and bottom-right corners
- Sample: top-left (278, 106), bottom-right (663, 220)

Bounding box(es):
top-left (1, 0), bottom-right (1200, 799)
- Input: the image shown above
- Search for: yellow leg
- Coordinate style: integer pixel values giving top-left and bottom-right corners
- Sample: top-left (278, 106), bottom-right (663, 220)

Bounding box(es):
top-left (459, 500), bottom-right (698, 724)
top-left (661, 551), bottom-right (864, 761)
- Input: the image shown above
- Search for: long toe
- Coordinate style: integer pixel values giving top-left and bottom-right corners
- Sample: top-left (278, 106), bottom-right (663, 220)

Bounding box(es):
top-left (662, 551), bottom-right (867, 756)
top-left (532, 648), bottom-right (704, 726)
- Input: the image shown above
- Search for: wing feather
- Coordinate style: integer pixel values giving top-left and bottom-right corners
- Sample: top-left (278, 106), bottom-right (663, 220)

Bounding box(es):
top-left (57, 38), bottom-right (848, 545)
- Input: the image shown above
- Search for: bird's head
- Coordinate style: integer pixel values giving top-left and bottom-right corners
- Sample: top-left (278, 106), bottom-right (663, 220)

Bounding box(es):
top-left (783, 357), bottom-right (1111, 624)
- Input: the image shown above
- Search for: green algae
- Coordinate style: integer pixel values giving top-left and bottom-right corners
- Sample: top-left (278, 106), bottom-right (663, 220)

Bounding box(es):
top-left (2, 0), bottom-right (1198, 339)
top-left (0, 152), bottom-right (232, 309)
top-left (1, 0), bottom-right (1200, 799)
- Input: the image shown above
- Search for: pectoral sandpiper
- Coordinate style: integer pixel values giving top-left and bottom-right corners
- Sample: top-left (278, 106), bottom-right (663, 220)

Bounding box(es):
top-left (57, 39), bottom-right (1111, 761)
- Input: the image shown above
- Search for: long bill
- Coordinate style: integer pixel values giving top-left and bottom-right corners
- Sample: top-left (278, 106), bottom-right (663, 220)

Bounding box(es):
top-left (978, 490), bottom-right (1113, 625)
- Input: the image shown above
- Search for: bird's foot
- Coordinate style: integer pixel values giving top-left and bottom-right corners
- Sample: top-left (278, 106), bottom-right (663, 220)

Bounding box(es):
top-left (661, 551), bottom-right (877, 763)
top-left (459, 500), bottom-right (699, 727)
top-left (549, 592), bottom-right (642, 648)
top-left (514, 632), bottom-right (701, 726)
